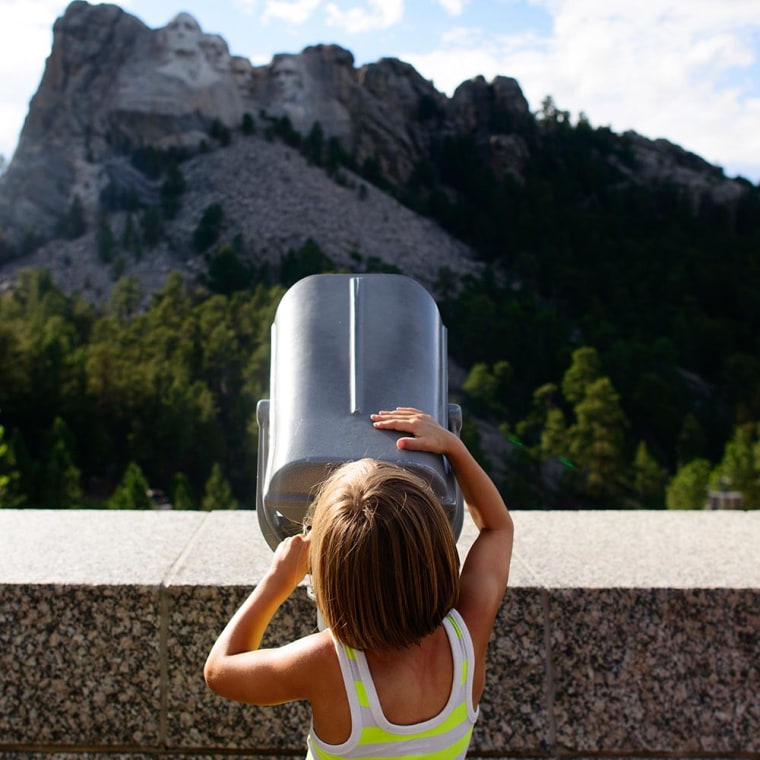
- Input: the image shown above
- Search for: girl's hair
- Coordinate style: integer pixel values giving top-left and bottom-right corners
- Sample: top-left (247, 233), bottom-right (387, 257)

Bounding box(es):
top-left (306, 459), bottom-right (460, 651)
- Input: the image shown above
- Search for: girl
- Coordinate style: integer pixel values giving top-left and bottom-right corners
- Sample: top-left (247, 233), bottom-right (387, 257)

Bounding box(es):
top-left (205, 407), bottom-right (514, 759)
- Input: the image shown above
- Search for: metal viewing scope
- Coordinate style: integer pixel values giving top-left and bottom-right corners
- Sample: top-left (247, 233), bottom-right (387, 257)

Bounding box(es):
top-left (256, 273), bottom-right (463, 550)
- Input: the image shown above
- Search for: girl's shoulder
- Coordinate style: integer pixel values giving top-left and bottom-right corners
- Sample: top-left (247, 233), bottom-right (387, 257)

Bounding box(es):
top-left (220, 629), bottom-right (341, 706)
top-left (296, 629), bottom-right (347, 698)
top-left (282, 628), bottom-right (340, 679)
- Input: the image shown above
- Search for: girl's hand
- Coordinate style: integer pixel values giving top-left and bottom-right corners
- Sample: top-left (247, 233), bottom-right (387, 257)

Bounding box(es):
top-left (371, 407), bottom-right (460, 456)
top-left (267, 533), bottom-right (310, 593)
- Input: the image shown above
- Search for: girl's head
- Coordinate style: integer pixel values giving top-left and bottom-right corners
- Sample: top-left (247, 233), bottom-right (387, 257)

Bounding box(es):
top-left (306, 459), bottom-right (460, 651)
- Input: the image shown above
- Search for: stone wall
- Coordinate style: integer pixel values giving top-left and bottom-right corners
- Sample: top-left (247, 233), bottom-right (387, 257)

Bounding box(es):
top-left (1, 509), bottom-right (758, 758)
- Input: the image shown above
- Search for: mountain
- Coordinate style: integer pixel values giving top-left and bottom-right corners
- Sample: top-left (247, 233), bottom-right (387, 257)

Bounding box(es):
top-left (2, 1), bottom-right (760, 510)
top-left (0, 0), bottom-right (749, 299)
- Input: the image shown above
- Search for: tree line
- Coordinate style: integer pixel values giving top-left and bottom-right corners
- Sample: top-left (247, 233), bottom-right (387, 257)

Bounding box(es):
top-left (0, 269), bottom-right (280, 509)
top-left (1, 262), bottom-right (758, 510)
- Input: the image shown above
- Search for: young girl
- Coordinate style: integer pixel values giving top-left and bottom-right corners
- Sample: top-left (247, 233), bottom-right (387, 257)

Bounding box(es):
top-left (205, 407), bottom-right (514, 759)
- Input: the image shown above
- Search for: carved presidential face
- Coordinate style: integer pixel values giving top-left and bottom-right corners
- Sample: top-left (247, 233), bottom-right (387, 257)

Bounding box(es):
top-left (163, 13), bottom-right (202, 56)
top-left (200, 34), bottom-right (230, 73)
top-left (231, 56), bottom-right (254, 88)
top-left (271, 55), bottom-right (305, 101)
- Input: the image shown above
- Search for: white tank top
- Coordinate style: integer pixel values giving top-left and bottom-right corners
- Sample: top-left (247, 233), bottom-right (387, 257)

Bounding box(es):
top-left (306, 609), bottom-right (479, 760)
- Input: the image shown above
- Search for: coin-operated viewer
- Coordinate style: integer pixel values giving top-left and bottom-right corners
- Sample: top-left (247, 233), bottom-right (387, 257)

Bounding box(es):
top-left (256, 273), bottom-right (464, 547)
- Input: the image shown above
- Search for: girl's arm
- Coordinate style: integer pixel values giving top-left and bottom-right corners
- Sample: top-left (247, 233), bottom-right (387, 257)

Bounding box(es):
top-left (204, 534), bottom-right (318, 704)
top-left (371, 408), bottom-right (514, 659)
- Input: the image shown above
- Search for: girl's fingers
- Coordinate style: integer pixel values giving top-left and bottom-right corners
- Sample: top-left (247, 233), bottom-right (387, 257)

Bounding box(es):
top-left (371, 408), bottom-right (429, 429)
top-left (396, 436), bottom-right (424, 451)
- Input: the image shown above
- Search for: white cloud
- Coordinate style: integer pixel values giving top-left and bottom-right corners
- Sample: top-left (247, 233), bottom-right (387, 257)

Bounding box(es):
top-left (231, 0), bottom-right (259, 12)
top-left (262, 0), bottom-right (322, 25)
top-left (325, 0), bottom-right (404, 33)
top-left (528, 0), bottom-right (760, 173)
top-left (437, 0), bottom-right (469, 17)
top-left (402, 0), bottom-right (760, 179)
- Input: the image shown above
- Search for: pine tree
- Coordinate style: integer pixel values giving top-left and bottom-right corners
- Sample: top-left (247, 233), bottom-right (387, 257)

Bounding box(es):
top-left (0, 411), bottom-right (21, 508)
top-left (633, 441), bottom-right (667, 507)
top-left (205, 245), bottom-right (253, 295)
top-left (241, 112), bottom-right (255, 135)
top-left (7, 430), bottom-right (33, 507)
top-left (711, 423), bottom-right (760, 508)
top-left (676, 412), bottom-right (707, 467)
top-left (201, 463), bottom-right (238, 510)
top-left (305, 121), bottom-right (324, 165)
top-left (463, 361), bottom-right (511, 417)
top-left (666, 459), bottom-right (712, 510)
top-left (122, 213), bottom-right (142, 258)
top-left (40, 417), bottom-right (82, 508)
top-left (171, 472), bottom-right (195, 510)
top-left (109, 276), bottom-right (142, 321)
top-left (108, 462), bottom-right (153, 509)
top-left (141, 207), bottom-right (163, 247)
top-left (566, 377), bottom-right (628, 503)
top-left (97, 213), bottom-right (116, 263)
top-left (193, 203), bottom-right (224, 253)
top-left (561, 346), bottom-right (602, 406)
top-left (160, 162), bottom-right (186, 219)
top-left (58, 195), bottom-right (87, 239)
top-left (540, 407), bottom-right (568, 462)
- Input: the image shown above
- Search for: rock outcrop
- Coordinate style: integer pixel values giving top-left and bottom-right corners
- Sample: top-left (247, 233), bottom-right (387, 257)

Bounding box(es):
top-left (0, 1), bottom-right (529, 248)
top-left (619, 131), bottom-right (746, 211)
top-left (1, 135), bottom-right (481, 301)
top-left (0, 0), bottom-right (748, 273)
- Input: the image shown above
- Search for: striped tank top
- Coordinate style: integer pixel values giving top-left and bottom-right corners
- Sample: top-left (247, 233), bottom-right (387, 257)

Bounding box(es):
top-left (306, 609), bottom-right (479, 760)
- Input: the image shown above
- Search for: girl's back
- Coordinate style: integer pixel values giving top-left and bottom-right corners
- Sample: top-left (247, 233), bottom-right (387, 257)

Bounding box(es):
top-left (364, 624), bottom-right (454, 725)
top-left (309, 609), bottom-right (478, 759)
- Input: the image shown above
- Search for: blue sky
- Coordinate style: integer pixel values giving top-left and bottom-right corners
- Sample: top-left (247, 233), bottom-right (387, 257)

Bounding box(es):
top-left (2, 0), bottom-right (760, 182)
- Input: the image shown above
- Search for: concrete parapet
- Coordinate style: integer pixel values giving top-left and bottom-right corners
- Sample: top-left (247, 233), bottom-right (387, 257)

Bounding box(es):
top-left (1, 509), bottom-right (758, 758)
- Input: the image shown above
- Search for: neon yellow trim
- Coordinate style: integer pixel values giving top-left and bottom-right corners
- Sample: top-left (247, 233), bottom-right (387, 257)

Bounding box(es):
top-left (448, 615), bottom-right (463, 639)
top-left (355, 680), bottom-right (370, 708)
top-left (352, 727), bottom-right (473, 760)
top-left (358, 703), bottom-right (469, 745)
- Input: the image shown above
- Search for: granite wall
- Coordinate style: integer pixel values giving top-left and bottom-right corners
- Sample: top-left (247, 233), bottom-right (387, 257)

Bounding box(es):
top-left (0, 509), bottom-right (758, 759)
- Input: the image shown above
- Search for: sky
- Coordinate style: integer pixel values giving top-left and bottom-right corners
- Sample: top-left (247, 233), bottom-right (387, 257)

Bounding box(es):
top-left (1, 0), bottom-right (760, 182)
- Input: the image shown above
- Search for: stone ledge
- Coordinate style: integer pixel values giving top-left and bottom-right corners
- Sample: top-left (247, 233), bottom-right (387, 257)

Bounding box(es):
top-left (1, 510), bottom-right (758, 758)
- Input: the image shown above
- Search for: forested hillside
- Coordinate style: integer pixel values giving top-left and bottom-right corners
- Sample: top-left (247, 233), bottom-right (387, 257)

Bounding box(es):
top-left (428, 100), bottom-right (760, 508)
top-left (1, 98), bottom-right (759, 510)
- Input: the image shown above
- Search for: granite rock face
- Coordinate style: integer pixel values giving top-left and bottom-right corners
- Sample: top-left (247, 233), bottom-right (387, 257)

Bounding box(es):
top-left (0, 0), bottom-right (745, 261)
top-left (0, 1), bottom-right (529, 248)
top-left (618, 131), bottom-right (746, 212)
top-left (0, 134), bottom-right (481, 301)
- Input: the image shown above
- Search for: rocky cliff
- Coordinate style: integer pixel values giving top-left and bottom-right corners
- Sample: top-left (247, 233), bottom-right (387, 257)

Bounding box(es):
top-left (0, 3), bottom-right (522, 243)
top-left (0, 0), bottom-right (747, 295)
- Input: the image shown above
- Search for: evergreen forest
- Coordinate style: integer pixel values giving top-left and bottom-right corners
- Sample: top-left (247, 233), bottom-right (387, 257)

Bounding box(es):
top-left (1, 100), bottom-right (759, 510)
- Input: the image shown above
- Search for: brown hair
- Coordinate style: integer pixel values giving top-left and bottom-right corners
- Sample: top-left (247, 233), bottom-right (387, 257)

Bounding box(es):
top-left (306, 459), bottom-right (460, 651)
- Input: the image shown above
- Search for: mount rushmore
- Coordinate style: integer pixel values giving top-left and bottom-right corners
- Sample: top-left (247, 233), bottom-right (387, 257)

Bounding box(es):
top-left (0, 2), bottom-right (530, 246)
top-left (0, 0), bottom-right (746, 291)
